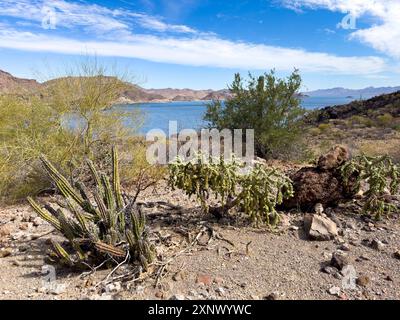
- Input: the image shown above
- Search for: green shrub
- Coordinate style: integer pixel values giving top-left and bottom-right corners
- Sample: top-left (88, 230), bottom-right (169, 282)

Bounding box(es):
top-left (308, 127), bottom-right (322, 136)
top-left (377, 113), bottom-right (394, 127)
top-left (28, 147), bottom-right (155, 269)
top-left (318, 123), bottom-right (333, 133)
top-left (204, 70), bottom-right (306, 160)
top-left (168, 155), bottom-right (293, 226)
top-left (340, 155), bottom-right (400, 220)
top-left (349, 115), bottom-right (374, 127)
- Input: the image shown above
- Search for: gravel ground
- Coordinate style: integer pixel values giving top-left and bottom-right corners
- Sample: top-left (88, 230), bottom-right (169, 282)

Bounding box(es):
top-left (0, 184), bottom-right (399, 300)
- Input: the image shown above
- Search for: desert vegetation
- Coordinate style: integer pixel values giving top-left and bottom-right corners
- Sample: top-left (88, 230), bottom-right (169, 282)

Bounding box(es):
top-left (1, 64), bottom-right (400, 300)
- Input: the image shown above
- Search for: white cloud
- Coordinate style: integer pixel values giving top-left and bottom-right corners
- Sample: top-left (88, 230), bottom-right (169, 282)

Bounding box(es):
top-left (280, 0), bottom-right (400, 58)
top-left (0, 27), bottom-right (387, 74)
top-left (0, 0), bottom-right (391, 75)
top-left (0, 0), bottom-right (197, 34)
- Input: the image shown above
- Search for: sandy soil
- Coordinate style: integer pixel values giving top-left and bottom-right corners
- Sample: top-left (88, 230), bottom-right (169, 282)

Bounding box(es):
top-left (0, 183), bottom-right (399, 300)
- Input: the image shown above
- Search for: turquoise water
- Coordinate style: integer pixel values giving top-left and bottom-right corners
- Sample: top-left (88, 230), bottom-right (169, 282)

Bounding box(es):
top-left (119, 96), bottom-right (354, 134)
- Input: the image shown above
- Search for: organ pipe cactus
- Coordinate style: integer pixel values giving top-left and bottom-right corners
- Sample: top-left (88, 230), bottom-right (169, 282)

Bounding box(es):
top-left (27, 147), bottom-right (155, 270)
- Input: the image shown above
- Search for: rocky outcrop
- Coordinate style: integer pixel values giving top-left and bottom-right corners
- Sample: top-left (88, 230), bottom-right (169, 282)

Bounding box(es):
top-left (282, 146), bottom-right (357, 211)
top-left (0, 70), bottom-right (41, 94)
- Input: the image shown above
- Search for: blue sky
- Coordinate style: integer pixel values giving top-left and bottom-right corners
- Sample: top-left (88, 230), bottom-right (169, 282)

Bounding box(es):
top-left (0, 0), bottom-right (399, 90)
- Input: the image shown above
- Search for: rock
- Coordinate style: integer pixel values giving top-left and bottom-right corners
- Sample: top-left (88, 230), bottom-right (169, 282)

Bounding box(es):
top-left (0, 225), bottom-right (12, 237)
top-left (32, 217), bottom-right (42, 227)
top-left (394, 251), bottom-right (400, 260)
top-left (11, 260), bottom-right (21, 266)
top-left (385, 275), bottom-right (393, 282)
top-left (356, 275), bottom-right (370, 287)
top-left (50, 284), bottom-right (67, 295)
top-left (172, 270), bottom-right (187, 282)
top-left (169, 294), bottom-right (185, 300)
top-left (328, 286), bottom-right (341, 296)
top-left (339, 243), bottom-right (351, 252)
top-left (282, 146), bottom-right (356, 211)
top-left (37, 287), bottom-right (48, 294)
top-left (19, 222), bottom-right (32, 231)
top-left (318, 146), bottom-right (350, 170)
top-left (216, 287), bottom-right (225, 296)
top-left (321, 266), bottom-right (339, 276)
top-left (214, 276), bottom-right (224, 285)
top-left (304, 214), bottom-right (338, 241)
top-left (289, 225), bottom-right (299, 231)
top-left (370, 239), bottom-right (384, 251)
top-left (344, 221), bottom-right (357, 230)
top-left (264, 292), bottom-right (279, 300)
top-left (105, 282), bottom-right (121, 293)
top-left (196, 274), bottom-right (212, 286)
top-left (314, 203), bottom-right (324, 215)
top-left (330, 250), bottom-right (349, 270)
top-left (0, 248), bottom-right (12, 258)
top-left (154, 290), bottom-right (164, 299)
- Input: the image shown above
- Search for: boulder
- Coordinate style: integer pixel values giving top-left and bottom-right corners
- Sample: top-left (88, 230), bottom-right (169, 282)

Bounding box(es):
top-left (317, 145), bottom-right (350, 170)
top-left (282, 146), bottom-right (357, 211)
top-left (304, 214), bottom-right (338, 241)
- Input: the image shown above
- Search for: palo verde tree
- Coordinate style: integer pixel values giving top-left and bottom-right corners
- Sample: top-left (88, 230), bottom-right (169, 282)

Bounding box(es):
top-left (204, 70), bottom-right (305, 159)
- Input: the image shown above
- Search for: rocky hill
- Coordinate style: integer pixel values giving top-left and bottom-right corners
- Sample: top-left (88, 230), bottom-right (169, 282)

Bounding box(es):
top-left (308, 91), bottom-right (400, 124)
top-left (0, 70), bottom-right (41, 94)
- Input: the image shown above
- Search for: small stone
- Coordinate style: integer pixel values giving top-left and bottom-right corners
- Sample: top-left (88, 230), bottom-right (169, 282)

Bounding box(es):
top-left (19, 244), bottom-right (30, 252)
top-left (214, 276), bottom-right (224, 285)
top-left (0, 225), bottom-right (12, 237)
top-left (370, 239), bottom-right (384, 251)
top-left (330, 251), bottom-right (349, 270)
top-left (328, 286), bottom-right (341, 296)
top-left (264, 292), bottom-right (279, 300)
top-left (385, 275), bottom-right (393, 282)
top-left (154, 290), bottom-right (164, 299)
top-left (37, 287), bottom-right (48, 294)
top-left (393, 251), bottom-right (400, 260)
top-left (11, 260), bottom-right (21, 266)
top-left (289, 226), bottom-right (299, 231)
top-left (216, 287), bottom-right (225, 296)
top-left (196, 274), bottom-right (212, 286)
top-left (32, 218), bottom-right (42, 227)
top-left (169, 294), bottom-right (185, 300)
top-left (172, 270), bottom-right (186, 282)
top-left (0, 248), bottom-right (12, 258)
top-left (321, 265), bottom-right (339, 276)
top-left (19, 223), bottom-right (30, 231)
top-left (50, 284), bottom-right (67, 295)
top-left (359, 255), bottom-right (370, 261)
top-left (356, 275), bottom-right (370, 287)
top-left (105, 282), bottom-right (121, 293)
top-left (339, 243), bottom-right (351, 252)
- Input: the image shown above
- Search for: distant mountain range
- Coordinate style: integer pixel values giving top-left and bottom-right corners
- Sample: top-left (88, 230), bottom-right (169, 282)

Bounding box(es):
top-left (0, 69), bottom-right (399, 102)
top-left (0, 69), bottom-right (232, 103)
top-left (304, 86), bottom-right (400, 99)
